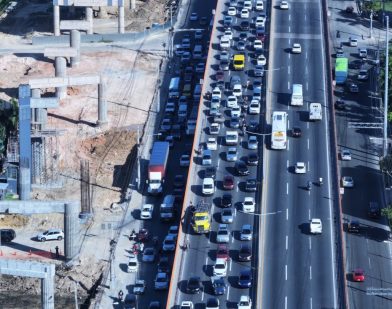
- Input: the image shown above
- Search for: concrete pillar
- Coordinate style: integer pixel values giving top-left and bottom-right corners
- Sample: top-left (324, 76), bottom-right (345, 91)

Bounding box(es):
top-left (86, 7), bottom-right (93, 34)
top-left (118, 6), bottom-right (125, 34)
top-left (70, 30), bottom-right (81, 67)
top-left (53, 5), bottom-right (60, 36)
top-left (55, 57), bottom-right (67, 99)
top-left (19, 159), bottom-right (31, 200)
top-left (31, 89), bottom-right (40, 124)
top-left (41, 264), bottom-right (55, 309)
top-left (64, 202), bottom-right (80, 261)
top-left (131, 0), bottom-right (136, 11)
top-left (97, 80), bottom-right (108, 126)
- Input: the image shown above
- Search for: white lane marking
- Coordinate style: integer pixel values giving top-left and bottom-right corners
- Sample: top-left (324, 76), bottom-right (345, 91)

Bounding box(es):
top-left (307, 138), bottom-right (310, 150)
top-left (236, 184), bottom-right (239, 192)
top-left (288, 66), bottom-right (291, 74)
top-left (288, 81), bottom-right (290, 90)
top-left (306, 82), bottom-right (309, 91)
top-left (201, 289), bottom-right (205, 301)
top-left (287, 139), bottom-right (290, 150)
top-left (310, 266), bottom-right (312, 280)
top-left (234, 207), bottom-right (237, 216)
top-left (307, 122), bottom-right (309, 129)
top-left (287, 159), bottom-right (289, 168)
top-left (288, 119), bottom-right (290, 128)
top-left (285, 264), bottom-right (288, 280)
top-left (286, 235), bottom-right (288, 250)
top-left (205, 256), bottom-right (208, 264)
top-left (286, 208), bottom-right (289, 221)
top-left (310, 297), bottom-right (313, 309)
top-left (230, 258), bottom-right (233, 271)
top-left (227, 286), bottom-right (230, 299)
top-left (288, 53), bottom-right (291, 59)
top-left (308, 209), bottom-right (311, 220)
top-left (309, 237), bottom-right (312, 250)
top-left (289, 26), bottom-right (291, 32)
top-left (288, 38), bottom-right (291, 45)
top-left (286, 182), bottom-right (289, 195)
top-left (289, 14), bottom-right (291, 21)
top-left (285, 297), bottom-right (288, 309)
top-left (307, 161), bottom-right (310, 172)
top-left (306, 51), bottom-right (308, 59)
top-left (368, 257), bottom-right (371, 269)
top-left (217, 159), bottom-right (220, 169)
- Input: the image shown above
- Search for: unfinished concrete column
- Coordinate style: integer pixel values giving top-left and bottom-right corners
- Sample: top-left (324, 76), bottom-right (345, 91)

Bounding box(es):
top-left (86, 7), bottom-right (93, 34)
top-left (118, 5), bottom-right (125, 33)
top-left (70, 30), bottom-right (81, 67)
top-left (131, 0), bottom-right (136, 11)
top-left (41, 264), bottom-right (55, 309)
top-left (31, 88), bottom-right (40, 124)
top-left (97, 80), bottom-right (108, 126)
top-left (64, 202), bottom-right (80, 261)
top-left (55, 57), bottom-right (67, 99)
top-left (53, 5), bottom-right (60, 36)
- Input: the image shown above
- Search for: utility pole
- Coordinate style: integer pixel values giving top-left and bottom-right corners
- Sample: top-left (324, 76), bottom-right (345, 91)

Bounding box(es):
top-left (137, 126), bottom-right (140, 191)
top-left (384, 16), bottom-right (389, 157)
top-left (74, 281), bottom-right (78, 309)
top-left (370, 10), bottom-right (374, 38)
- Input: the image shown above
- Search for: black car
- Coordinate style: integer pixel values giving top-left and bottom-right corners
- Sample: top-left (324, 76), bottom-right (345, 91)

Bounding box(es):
top-left (187, 276), bottom-right (202, 294)
top-left (221, 194), bottom-right (232, 208)
top-left (200, 16), bottom-right (208, 25)
top-left (368, 202), bottom-right (381, 218)
top-left (240, 20), bottom-right (250, 31)
top-left (245, 179), bottom-right (257, 192)
top-left (291, 127), bottom-right (302, 137)
top-left (247, 153), bottom-right (259, 166)
top-left (205, 167), bottom-right (217, 179)
top-left (238, 270), bottom-right (252, 288)
top-left (211, 276), bottom-right (227, 295)
top-left (206, 298), bottom-right (219, 308)
top-left (247, 120), bottom-right (259, 133)
top-left (158, 255), bottom-right (170, 273)
top-left (174, 175), bottom-right (185, 188)
top-left (124, 294), bottom-right (137, 309)
top-left (148, 301), bottom-right (161, 309)
top-left (0, 229), bottom-right (16, 243)
top-left (347, 221), bottom-right (360, 233)
top-left (235, 160), bottom-right (250, 176)
top-left (239, 32), bottom-right (248, 41)
top-left (230, 117), bottom-right (240, 128)
top-left (238, 244), bottom-right (252, 261)
top-left (335, 99), bottom-right (346, 110)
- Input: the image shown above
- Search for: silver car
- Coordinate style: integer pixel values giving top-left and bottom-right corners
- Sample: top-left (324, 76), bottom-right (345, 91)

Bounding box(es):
top-left (221, 209), bottom-right (234, 224)
top-left (226, 147), bottom-right (238, 161)
top-left (216, 224), bottom-right (230, 243)
top-left (154, 272), bottom-right (169, 290)
top-left (162, 235), bottom-right (177, 251)
top-left (240, 224), bottom-right (253, 241)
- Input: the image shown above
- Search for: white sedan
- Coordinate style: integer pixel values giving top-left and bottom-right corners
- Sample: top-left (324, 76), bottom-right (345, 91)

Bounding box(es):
top-left (141, 204), bottom-right (154, 219)
top-left (206, 137), bottom-right (218, 150)
top-left (254, 39), bottom-right (263, 51)
top-left (341, 149), bottom-right (352, 161)
top-left (292, 43), bottom-right (302, 54)
top-left (127, 254), bottom-right (138, 272)
top-left (238, 295), bottom-right (252, 309)
top-left (257, 54), bottom-right (267, 66)
top-left (227, 95), bottom-right (238, 108)
top-left (240, 8), bottom-right (250, 18)
top-left (227, 6), bottom-right (237, 16)
top-left (255, 16), bottom-right (266, 27)
top-left (224, 30), bottom-right (233, 40)
top-left (342, 176), bottom-right (354, 188)
top-left (213, 258), bottom-right (227, 276)
top-left (280, 1), bottom-right (289, 9)
top-left (248, 100), bottom-right (260, 114)
top-left (202, 177), bottom-right (215, 195)
top-left (295, 162), bottom-right (306, 174)
top-left (242, 197), bottom-right (255, 213)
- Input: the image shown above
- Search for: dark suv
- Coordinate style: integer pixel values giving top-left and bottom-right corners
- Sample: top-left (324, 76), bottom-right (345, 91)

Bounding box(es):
top-left (368, 202), bottom-right (381, 218)
top-left (0, 229), bottom-right (16, 243)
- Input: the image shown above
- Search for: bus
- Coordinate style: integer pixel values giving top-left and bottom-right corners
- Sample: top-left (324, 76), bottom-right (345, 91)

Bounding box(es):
top-left (335, 58), bottom-right (348, 84)
top-left (271, 111), bottom-right (288, 150)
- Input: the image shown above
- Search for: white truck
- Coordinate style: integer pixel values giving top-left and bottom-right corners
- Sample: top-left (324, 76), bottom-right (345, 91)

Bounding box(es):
top-left (291, 84), bottom-right (303, 106)
top-left (309, 102), bottom-right (322, 121)
top-left (310, 218), bottom-right (322, 234)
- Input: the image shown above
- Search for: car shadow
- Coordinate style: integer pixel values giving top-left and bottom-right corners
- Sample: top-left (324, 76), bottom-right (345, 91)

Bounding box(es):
top-left (298, 223), bottom-right (311, 234)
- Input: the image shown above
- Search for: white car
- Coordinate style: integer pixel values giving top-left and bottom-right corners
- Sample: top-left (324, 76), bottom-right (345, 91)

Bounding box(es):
top-left (202, 177), bottom-right (215, 195)
top-left (180, 154), bottom-right (190, 167)
top-left (254, 39), bottom-right (263, 51)
top-left (231, 106), bottom-right (241, 118)
top-left (242, 197), bottom-right (255, 213)
top-left (240, 8), bottom-right (250, 18)
top-left (212, 87), bottom-right (222, 99)
top-left (248, 136), bottom-right (258, 150)
top-left (255, 16), bottom-right (265, 27)
top-left (248, 100), bottom-right (260, 114)
top-left (181, 301), bottom-right (194, 309)
top-left (257, 54), bottom-right (267, 66)
top-left (240, 224), bottom-right (253, 241)
top-left (210, 123), bottom-right (221, 135)
top-left (227, 95), bottom-right (238, 108)
top-left (349, 37), bottom-right (358, 47)
top-left (280, 1), bottom-right (289, 9)
top-left (238, 295), bottom-right (252, 309)
top-left (295, 162), bottom-right (306, 174)
top-left (255, 0), bottom-right (264, 10)
top-left (243, 0), bottom-right (252, 9)
top-left (228, 6), bottom-right (237, 16)
top-left (342, 176), bottom-right (354, 188)
top-left (310, 218), bottom-right (322, 234)
top-left (37, 229), bottom-right (64, 242)
top-left (207, 137), bottom-right (218, 150)
top-left (140, 204), bottom-right (154, 219)
top-left (217, 224), bottom-right (230, 243)
top-left (359, 48), bottom-right (367, 58)
top-left (220, 36), bottom-right (231, 49)
top-left (292, 43), bottom-right (302, 54)
top-left (227, 147), bottom-right (238, 161)
top-left (233, 84), bottom-right (243, 97)
top-left (168, 225), bottom-right (179, 237)
top-left (341, 149), bottom-right (352, 161)
top-left (162, 235), bottom-right (177, 251)
top-left (224, 30), bottom-right (233, 40)
top-left (213, 258), bottom-right (228, 276)
top-left (190, 12), bottom-right (198, 21)
top-left (127, 254), bottom-right (138, 272)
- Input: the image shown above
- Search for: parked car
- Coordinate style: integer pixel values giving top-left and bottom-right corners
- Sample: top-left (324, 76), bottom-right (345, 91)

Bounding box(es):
top-left (0, 229), bottom-right (16, 243)
top-left (37, 229), bottom-right (64, 242)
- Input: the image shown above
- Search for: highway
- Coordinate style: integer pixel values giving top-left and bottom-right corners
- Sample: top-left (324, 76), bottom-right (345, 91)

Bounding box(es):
top-left (260, 0), bottom-right (338, 308)
top-left (172, 0), bottom-right (266, 307)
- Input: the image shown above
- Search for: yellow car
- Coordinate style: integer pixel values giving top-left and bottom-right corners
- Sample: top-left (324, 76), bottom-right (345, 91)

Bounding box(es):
top-left (233, 54), bottom-right (245, 70)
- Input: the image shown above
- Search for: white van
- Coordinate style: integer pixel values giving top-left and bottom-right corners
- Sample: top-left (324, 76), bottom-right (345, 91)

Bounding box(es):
top-left (291, 84), bottom-right (303, 106)
top-left (193, 45), bottom-right (203, 59)
top-left (178, 104), bottom-right (188, 121)
top-left (160, 195), bottom-right (175, 221)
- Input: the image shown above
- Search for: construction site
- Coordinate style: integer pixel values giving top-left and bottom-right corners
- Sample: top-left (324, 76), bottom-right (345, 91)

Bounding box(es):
top-left (0, 0), bottom-right (173, 307)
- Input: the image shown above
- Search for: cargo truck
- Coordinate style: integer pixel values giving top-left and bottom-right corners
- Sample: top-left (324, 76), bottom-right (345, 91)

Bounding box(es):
top-left (335, 58), bottom-right (348, 84)
top-left (147, 142), bottom-right (170, 195)
top-left (309, 103), bottom-right (322, 121)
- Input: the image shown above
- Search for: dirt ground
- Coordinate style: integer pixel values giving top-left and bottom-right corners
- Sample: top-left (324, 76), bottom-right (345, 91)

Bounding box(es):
top-left (0, 0), bottom-right (166, 307)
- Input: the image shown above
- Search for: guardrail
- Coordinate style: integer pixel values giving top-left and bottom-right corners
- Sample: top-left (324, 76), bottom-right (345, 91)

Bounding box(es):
top-left (321, 0), bottom-right (349, 308)
top-left (165, 1), bottom-right (222, 308)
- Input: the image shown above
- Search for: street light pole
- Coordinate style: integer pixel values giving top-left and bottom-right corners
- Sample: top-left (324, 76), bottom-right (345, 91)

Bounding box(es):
top-left (137, 126), bottom-right (140, 191)
top-left (384, 16), bottom-right (389, 157)
top-left (370, 10), bottom-right (374, 38)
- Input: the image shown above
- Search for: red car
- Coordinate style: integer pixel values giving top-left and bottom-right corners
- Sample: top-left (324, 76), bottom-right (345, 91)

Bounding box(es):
top-left (223, 175), bottom-right (235, 190)
top-left (352, 269), bottom-right (365, 282)
top-left (137, 228), bottom-right (149, 242)
top-left (216, 244), bottom-right (229, 260)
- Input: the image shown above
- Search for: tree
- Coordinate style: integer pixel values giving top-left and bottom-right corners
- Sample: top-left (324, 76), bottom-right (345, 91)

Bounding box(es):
top-left (380, 154), bottom-right (392, 177)
top-left (381, 206), bottom-right (392, 226)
